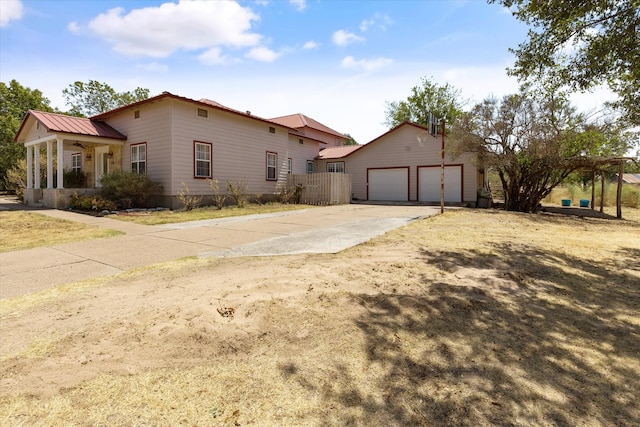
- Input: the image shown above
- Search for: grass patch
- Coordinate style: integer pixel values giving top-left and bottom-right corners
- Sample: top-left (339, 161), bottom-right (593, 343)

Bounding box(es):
top-left (108, 203), bottom-right (314, 225)
top-left (0, 212), bottom-right (122, 252)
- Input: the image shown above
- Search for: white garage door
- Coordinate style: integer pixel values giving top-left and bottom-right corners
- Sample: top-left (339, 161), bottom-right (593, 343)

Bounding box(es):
top-left (368, 168), bottom-right (409, 201)
top-left (419, 166), bottom-right (463, 202)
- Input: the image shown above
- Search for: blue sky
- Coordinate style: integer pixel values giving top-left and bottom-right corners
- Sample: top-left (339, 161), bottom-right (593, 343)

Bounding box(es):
top-left (0, 0), bottom-right (613, 143)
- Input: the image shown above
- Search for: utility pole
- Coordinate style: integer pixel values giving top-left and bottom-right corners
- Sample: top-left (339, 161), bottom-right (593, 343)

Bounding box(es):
top-left (440, 119), bottom-right (445, 214)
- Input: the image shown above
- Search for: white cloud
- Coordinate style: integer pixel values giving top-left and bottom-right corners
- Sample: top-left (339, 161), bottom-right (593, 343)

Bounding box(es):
top-left (245, 46), bottom-right (280, 62)
top-left (290, 0), bottom-right (306, 11)
top-left (303, 40), bottom-right (320, 50)
top-left (341, 56), bottom-right (393, 72)
top-left (67, 21), bottom-right (80, 33)
top-left (82, 1), bottom-right (262, 58)
top-left (198, 47), bottom-right (232, 65)
top-left (0, 0), bottom-right (23, 27)
top-left (332, 30), bottom-right (365, 46)
top-left (359, 19), bottom-right (374, 32)
top-left (360, 13), bottom-right (394, 32)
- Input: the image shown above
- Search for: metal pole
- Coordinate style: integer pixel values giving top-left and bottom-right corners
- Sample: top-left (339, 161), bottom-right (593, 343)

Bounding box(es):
top-left (440, 119), bottom-right (445, 214)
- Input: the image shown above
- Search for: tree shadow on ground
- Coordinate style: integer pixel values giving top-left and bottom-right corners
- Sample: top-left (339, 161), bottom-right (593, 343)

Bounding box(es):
top-left (280, 243), bottom-right (640, 426)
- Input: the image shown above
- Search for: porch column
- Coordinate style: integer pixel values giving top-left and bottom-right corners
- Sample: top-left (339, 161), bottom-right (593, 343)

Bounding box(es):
top-left (46, 140), bottom-right (53, 189)
top-left (26, 144), bottom-right (33, 189)
top-left (56, 137), bottom-right (64, 189)
top-left (34, 144), bottom-right (41, 189)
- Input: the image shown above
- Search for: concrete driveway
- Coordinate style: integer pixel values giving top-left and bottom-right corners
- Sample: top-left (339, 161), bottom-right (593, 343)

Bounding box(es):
top-left (0, 198), bottom-right (439, 299)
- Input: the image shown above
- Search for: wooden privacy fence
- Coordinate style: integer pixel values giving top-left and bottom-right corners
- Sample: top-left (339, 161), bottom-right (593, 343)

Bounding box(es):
top-left (287, 173), bottom-right (352, 205)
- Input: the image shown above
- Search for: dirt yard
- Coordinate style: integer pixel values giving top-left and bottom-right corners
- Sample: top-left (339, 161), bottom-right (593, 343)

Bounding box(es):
top-left (1, 209), bottom-right (639, 426)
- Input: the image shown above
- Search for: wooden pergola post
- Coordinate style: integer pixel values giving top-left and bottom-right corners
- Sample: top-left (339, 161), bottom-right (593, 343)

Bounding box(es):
top-left (590, 170), bottom-right (595, 210)
top-left (600, 170), bottom-right (605, 213)
top-left (617, 161), bottom-right (624, 219)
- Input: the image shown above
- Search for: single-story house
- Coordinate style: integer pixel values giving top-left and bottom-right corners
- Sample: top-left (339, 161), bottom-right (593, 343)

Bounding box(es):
top-left (14, 92), bottom-right (482, 208)
top-left (316, 122), bottom-right (483, 204)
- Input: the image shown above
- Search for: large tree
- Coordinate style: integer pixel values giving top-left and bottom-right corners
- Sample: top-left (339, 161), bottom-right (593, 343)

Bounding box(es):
top-left (0, 80), bottom-right (54, 190)
top-left (384, 77), bottom-right (466, 130)
top-left (450, 89), bottom-right (635, 212)
top-left (491, 0), bottom-right (640, 125)
top-left (63, 80), bottom-right (150, 117)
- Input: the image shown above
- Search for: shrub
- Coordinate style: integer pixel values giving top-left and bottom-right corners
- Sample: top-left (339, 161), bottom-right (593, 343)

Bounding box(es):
top-left (63, 169), bottom-right (87, 188)
top-left (99, 171), bottom-right (162, 209)
top-left (177, 182), bottom-right (202, 211)
top-left (207, 179), bottom-right (227, 210)
top-left (3, 158), bottom-right (48, 198)
top-left (70, 193), bottom-right (117, 212)
top-left (226, 180), bottom-right (248, 208)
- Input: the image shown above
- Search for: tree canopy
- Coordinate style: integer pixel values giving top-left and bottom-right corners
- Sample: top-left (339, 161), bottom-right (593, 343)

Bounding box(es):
top-left (62, 80), bottom-right (150, 117)
top-left (450, 89), bottom-right (635, 212)
top-left (384, 77), bottom-right (466, 130)
top-left (0, 80), bottom-right (54, 189)
top-left (491, 0), bottom-right (640, 125)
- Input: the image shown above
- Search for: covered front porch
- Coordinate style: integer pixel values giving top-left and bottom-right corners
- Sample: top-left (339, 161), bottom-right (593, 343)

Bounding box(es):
top-left (23, 134), bottom-right (124, 208)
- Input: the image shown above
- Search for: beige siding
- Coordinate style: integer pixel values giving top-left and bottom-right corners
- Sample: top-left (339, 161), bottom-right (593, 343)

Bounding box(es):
top-left (300, 128), bottom-right (343, 146)
top-left (168, 101), bottom-right (290, 197)
top-left (286, 135), bottom-right (321, 174)
top-left (316, 124), bottom-right (479, 203)
top-left (103, 100), bottom-right (173, 193)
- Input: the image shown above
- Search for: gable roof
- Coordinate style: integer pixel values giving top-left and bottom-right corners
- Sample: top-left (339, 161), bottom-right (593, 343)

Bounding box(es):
top-left (269, 113), bottom-right (346, 139)
top-left (315, 122), bottom-right (434, 160)
top-left (15, 110), bottom-right (127, 142)
top-left (91, 91), bottom-right (295, 131)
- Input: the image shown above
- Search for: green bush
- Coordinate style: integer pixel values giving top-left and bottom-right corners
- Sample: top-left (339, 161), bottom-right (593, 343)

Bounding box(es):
top-left (63, 169), bottom-right (86, 188)
top-left (99, 171), bottom-right (162, 209)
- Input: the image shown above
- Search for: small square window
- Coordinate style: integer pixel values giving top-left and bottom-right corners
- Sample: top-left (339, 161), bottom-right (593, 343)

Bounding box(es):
top-left (269, 126), bottom-right (276, 134)
top-left (299, 138), bottom-right (304, 144)
top-left (197, 108), bottom-right (208, 118)
top-left (134, 110), bottom-right (140, 119)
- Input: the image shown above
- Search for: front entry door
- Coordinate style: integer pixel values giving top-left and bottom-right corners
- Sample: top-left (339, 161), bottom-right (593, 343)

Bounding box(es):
top-left (95, 146), bottom-right (110, 187)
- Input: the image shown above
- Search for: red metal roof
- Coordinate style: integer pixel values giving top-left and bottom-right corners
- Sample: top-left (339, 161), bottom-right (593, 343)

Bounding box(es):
top-left (25, 110), bottom-right (126, 140)
top-left (270, 113), bottom-right (346, 139)
top-left (316, 145), bottom-right (362, 160)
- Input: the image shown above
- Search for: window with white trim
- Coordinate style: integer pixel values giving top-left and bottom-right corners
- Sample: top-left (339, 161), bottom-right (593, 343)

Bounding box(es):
top-left (266, 152), bottom-right (277, 180)
top-left (287, 158), bottom-right (292, 175)
top-left (306, 160), bottom-right (314, 174)
top-left (327, 162), bottom-right (344, 173)
top-left (71, 153), bottom-right (82, 172)
top-left (131, 143), bottom-right (146, 174)
top-left (194, 141), bottom-right (212, 178)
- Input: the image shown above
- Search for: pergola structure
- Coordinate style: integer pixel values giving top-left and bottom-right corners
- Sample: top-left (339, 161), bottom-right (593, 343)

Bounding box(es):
top-left (580, 156), bottom-right (636, 219)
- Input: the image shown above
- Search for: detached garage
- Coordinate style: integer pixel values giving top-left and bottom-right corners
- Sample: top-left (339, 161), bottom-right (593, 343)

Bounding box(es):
top-left (316, 122), bottom-right (483, 204)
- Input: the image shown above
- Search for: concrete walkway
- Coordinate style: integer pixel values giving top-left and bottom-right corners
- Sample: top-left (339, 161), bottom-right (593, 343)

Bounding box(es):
top-left (0, 196), bottom-right (439, 299)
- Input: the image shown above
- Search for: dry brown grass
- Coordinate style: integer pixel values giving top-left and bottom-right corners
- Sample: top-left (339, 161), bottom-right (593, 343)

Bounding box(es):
top-left (0, 211), bottom-right (122, 252)
top-left (1, 208), bottom-right (639, 426)
top-left (110, 203), bottom-right (313, 225)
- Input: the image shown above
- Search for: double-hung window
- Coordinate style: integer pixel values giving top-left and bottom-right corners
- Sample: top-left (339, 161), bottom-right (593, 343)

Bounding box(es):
top-left (327, 162), bottom-right (344, 173)
top-left (194, 141), bottom-right (212, 178)
top-left (287, 158), bottom-right (292, 175)
top-left (266, 152), bottom-right (277, 180)
top-left (131, 143), bottom-right (146, 174)
top-left (306, 161), bottom-right (314, 174)
top-left (71, 153), bottom-right (82, 172)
